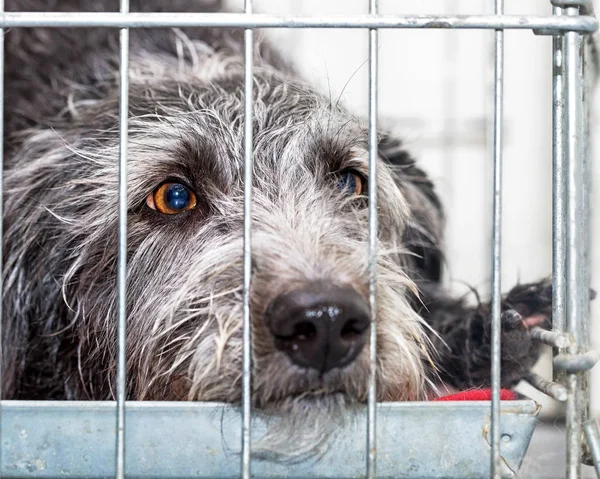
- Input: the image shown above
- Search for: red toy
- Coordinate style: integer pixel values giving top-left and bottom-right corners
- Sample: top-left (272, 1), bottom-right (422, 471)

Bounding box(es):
top-left (432, 389), bottom-right (517, 401)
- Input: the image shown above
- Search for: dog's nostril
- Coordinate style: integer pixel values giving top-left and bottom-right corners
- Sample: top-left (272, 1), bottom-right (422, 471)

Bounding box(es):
top-left (266, 284), bottom-right (371, 373)
top-left (293, 321), bottom-right (317, 341)
top-left (340, 319), bottom-right (368, 341)
top-left (275, 320), bottom-right (317, 342)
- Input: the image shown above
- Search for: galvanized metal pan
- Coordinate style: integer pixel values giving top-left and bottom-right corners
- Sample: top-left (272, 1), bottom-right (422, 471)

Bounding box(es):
top-left (2, 399), bottom-right (539, 479)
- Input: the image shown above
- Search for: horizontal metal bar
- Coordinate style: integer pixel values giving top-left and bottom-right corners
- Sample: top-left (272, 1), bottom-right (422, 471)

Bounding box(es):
top-left (524, 373), bottom-right (569, 401)
top-left (1, 400), bottom-right (539, 479)
top-left (552, 0), bottom-right (594, 10)
top-left (0, 12), bottom-right (596, 32)
top-left (554, 350), bottom-right (600, 373)
top-left (530, 326), bottom-right (572, 349)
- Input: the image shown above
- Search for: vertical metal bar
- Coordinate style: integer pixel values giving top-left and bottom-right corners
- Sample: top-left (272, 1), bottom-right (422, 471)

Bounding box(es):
top-left (584, 420), bottom-right (600, 478)
top-left (0, 1), bottom-right (4, 478)
top-left (580, 8), bottom-right (592, 466)
top-left (366, 0), bottom-right (378, 477)
top-left (490, 0), bottom-right (504, 476)
top-left (564, 5), bottom-right (586, 478)
top-left (551, 6), bottom-right (567, 354)
top-left (116, 0), bottom-right (130, 477)
top-left (241, 0), bottom-right (253, 477)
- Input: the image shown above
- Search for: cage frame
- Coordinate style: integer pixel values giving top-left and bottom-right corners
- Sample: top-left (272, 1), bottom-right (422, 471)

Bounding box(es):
top-left (0, 1), bottom-right (598, 478)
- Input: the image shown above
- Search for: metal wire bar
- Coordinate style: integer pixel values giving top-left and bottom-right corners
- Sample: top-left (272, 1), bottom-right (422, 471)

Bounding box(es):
top-left (241, 0), bottom-right (254, 477)
top-left (530, 326), bottom-right (571, 349)
top-left (489, 0), bottom-right (504, 476)
top-left (555, 351), bottom-right (600, 374)
top-left (524, 373), bottom-right (569, 402)
top-left (366, 1), bottom-right (378, 477)
top-left (552, 6), bottom-right (567, 365)
top-left (580, 4), bottom-right (593, 465)
top-left (116, 0), bottom-right (130, 478)
top-left (552, 0), bottom-right (595, 13)
top-left (584, 419), bottom-right (600, 478)
top-left (564, 5), bottom-right (587, 477)
top-left (0, 1), bottom-right (4, 478)
top-left (0, 12), bottom-right (595, 32)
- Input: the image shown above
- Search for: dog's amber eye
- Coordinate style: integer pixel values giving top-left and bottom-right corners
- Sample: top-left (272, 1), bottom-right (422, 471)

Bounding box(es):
top-left (146, 182), bottom-right (197, 215)
top-left (336, 170), bottom-right (366, 196)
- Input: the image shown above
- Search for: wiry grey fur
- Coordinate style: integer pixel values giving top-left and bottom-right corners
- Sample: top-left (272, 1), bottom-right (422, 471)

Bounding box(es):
top-left (2, 0), bottom-right (555, 459)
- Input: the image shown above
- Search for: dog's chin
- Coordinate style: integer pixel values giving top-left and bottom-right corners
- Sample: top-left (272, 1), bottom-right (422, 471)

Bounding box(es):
top-left (251, 392), bottom-right (360, 463)
top-left (260, 390), bottom-right (359, 414)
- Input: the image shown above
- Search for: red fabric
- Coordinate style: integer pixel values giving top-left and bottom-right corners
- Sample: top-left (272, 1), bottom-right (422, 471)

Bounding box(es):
top-left (432, 389), bottom-right (517, 401)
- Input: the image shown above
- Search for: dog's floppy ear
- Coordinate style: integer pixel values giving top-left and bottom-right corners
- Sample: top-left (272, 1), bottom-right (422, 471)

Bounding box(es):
top-left (378, 135), bottom-right (445, 284)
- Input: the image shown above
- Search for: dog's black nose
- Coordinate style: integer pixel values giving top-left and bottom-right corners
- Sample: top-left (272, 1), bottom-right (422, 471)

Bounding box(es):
top-left (265, 284), bottom-right (371, 373)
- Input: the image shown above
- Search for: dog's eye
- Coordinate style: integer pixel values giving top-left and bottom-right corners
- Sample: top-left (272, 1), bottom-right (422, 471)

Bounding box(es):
top-left (336, 170), bottom-right (366, 196)
top-left (146, 182), bottom-right (197, 215)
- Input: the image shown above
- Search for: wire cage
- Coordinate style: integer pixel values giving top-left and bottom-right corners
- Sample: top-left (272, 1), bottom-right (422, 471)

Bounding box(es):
top-left (0, 1), bottom-right (599, 478)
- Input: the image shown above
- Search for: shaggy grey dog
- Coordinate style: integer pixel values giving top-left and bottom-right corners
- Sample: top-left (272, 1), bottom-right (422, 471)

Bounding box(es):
top-left (2, 0), bottom-right (555, 457)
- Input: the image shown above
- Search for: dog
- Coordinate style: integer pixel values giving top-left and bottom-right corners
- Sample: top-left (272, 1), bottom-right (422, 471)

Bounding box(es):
top-left (2, 0), bottom-right (556, 458)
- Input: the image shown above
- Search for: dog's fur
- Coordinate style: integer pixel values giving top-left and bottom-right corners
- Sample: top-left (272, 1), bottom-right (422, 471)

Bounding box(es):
top-left (2, 0), bottom-right (554, 457)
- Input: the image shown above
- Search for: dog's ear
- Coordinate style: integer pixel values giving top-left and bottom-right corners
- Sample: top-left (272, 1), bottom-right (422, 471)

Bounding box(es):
top-left (378, 135), bottom-right (443, 213)
top-left (378, 135), bottom-right (445, 284)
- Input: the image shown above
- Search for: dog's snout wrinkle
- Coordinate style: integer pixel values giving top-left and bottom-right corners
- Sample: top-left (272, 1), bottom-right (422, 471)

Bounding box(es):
top-left (266, 284), bottom-right (370, 373)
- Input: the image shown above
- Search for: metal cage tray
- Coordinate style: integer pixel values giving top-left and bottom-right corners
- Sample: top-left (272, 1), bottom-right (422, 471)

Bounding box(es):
top-left (2, 399), bottom-right (540, 479)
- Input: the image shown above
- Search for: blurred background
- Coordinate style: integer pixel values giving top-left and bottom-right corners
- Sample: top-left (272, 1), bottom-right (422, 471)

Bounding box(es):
top-left (225, 0), bottom-right (599, 475)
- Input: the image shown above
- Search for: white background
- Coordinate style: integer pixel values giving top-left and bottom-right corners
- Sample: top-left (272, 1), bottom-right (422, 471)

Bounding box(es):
top-left (226, 0), bottom-right (600, 417)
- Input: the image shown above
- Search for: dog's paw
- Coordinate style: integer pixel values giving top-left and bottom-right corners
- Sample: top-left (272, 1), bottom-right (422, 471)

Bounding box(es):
top-left (465, 280), bottom-right (553, 388)
top-left (497, 309), bottom-right (539, 387)
top-left (435, 278), bottom-right (596, 391)
top-left (498, 279), bottom-right (596, 387)
top-left (460, 306), bottom-right (542, 389)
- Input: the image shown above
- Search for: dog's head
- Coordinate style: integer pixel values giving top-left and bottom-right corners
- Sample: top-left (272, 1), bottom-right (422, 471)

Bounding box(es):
top-left (4, 36), bottom-right (443, 455)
